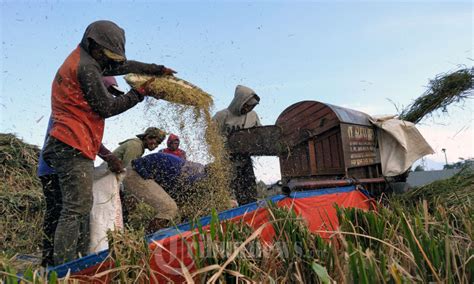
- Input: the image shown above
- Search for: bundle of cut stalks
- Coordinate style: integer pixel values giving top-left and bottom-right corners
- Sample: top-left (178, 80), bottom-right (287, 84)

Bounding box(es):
top-left (399, 68), bottom-right (473, 123)
top-left (124, 74), bottom-right (213, 110)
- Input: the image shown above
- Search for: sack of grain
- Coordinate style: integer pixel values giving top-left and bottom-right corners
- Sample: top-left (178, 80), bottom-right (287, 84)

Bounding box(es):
top-left (89, 170), bottom-right (125, 253)
top-left (124, 74), bottom-right (213, 110)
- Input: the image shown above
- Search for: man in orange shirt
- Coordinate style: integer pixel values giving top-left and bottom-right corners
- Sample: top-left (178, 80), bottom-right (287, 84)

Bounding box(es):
top-left (38, 76), bottom-right (126, 267)
top-left (42, 20), bottom-right (175, 264)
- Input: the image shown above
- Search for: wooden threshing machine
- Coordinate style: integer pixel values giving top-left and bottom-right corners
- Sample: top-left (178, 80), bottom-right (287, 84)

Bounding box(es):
top-left (228, 100), bottom-right (388, 193)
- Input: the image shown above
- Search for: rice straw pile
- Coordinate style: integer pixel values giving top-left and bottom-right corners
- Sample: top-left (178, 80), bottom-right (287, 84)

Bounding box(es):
top-left (0, 134), bottom-right (43, 262)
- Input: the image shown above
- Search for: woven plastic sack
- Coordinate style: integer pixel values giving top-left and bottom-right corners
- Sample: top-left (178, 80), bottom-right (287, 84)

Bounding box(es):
top-left (89, 170), bottom-right (125, 253)
top-left (124, 74), bottom-right (213, 110)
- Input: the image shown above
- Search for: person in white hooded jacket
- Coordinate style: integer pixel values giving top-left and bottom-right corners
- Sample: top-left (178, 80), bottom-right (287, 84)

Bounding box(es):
top-left (212, 85), bottom-right (261, 205)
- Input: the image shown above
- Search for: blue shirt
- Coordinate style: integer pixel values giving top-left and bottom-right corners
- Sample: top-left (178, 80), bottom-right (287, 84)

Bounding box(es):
top-left (132, 152), bottom-right (186, 190)
top-left (37, 117), bottom-right (55, 177)
top-left (131, 153), bottom-right (207, 191)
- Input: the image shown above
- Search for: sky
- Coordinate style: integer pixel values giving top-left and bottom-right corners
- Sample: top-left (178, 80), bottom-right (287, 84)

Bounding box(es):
top-left (1, 0), bottom-right (473, 183)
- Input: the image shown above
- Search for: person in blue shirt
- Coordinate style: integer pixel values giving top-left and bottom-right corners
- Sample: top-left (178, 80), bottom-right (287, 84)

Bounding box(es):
top-left (123, 152), bottom-right (207, 232)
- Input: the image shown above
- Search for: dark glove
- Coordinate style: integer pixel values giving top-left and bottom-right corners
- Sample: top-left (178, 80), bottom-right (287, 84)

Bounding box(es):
top-left (105, 154), bottom-right (124, 174)
top-left (146, 64), bottom-right (176, 76)
top-left (161, 67), bottom-right (177, 76)
top-left (145, 64), bottom-right (165, 75)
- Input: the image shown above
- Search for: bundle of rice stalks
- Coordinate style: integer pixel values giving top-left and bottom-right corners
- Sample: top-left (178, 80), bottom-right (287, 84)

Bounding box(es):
top-left (0, 133), bottom-right (43, 258)
top-left (399, 68), bottom-right (473, 123)
top-left (124, 74), bottom-right (213, 111)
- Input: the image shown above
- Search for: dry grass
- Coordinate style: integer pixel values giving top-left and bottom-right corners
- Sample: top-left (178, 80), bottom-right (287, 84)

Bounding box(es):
top-left (0, 134), bottom-right (43, 261)
top-left (399, 68), bottom-right (473, 123)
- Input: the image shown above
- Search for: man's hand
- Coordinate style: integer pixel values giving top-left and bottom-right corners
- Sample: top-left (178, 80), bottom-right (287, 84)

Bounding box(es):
top-left (105, 154), bottom-right (124, 174)
top-left (147, 64), bottom-right (176, 76)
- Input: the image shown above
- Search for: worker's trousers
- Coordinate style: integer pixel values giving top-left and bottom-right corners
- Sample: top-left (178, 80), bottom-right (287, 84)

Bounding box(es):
top-left (39, 174), bottom-right (62, 267)
top-left (229, 154), bottom-right (258, 206)
top-left (42, 137), bottom-right (94, 265)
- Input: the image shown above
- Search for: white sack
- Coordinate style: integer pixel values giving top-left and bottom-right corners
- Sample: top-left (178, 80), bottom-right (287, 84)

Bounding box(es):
top-left (369, 116), bottom-right (434, 176)
top-left (89, 170), bottom-right (125, 253)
